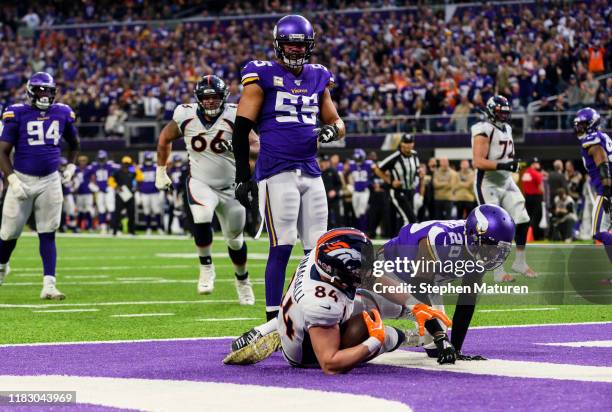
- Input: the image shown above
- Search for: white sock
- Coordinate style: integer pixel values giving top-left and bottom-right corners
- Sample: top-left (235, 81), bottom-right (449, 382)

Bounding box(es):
top-left (514, 249), bottom-right (526, 267)
top-left (254, 318), bottom-right (278, 336)
top-left (43, 275), bottom-right (56, 286)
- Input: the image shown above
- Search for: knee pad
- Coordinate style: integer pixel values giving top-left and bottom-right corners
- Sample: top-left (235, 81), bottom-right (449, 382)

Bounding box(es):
top-left (226, 233), bottom-right (244, 251)
top-left (515, 222), bottom-right (529, 246)
top-left (192, 223), bottom-right (212, 247)
top-left (228, 242), bottom-right (247, 265)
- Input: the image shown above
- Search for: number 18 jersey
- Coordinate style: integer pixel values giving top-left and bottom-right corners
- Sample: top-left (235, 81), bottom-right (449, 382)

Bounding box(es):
top-left (278, 252), bottom-right (353, 367)
top-left (241, 60), bottom-right (334, 181)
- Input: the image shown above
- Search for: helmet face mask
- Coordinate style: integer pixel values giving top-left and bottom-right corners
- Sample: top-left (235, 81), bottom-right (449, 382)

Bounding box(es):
top-left (194, 75), bottom-right (229, 118)
top-left (273, 15), bottom-right (315, 70)
top-left (26, 72), bottom-right (57, 110)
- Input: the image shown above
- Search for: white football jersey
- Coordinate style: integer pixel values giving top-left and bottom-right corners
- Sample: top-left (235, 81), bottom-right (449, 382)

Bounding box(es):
top-left (172, 103), bottom-right (237, 189)
top-left (278, 252), bottom-right (354, 366)
top-left (471, 120), bottom-right (515, 183)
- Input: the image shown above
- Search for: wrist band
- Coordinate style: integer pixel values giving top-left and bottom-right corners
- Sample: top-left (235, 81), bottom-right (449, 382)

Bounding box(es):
top-left (363, 336), bottom-right (382, 355)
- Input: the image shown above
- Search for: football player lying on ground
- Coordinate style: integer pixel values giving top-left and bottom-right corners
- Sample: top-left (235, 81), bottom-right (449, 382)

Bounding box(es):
top-left (224, 228), bottom-right (454, 374)
top-left (225, 205), bottom-right (515, 366)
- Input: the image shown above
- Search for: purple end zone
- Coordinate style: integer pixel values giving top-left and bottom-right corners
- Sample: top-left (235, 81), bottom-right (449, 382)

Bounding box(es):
top-left (0, 324), bottom-right (610, 411)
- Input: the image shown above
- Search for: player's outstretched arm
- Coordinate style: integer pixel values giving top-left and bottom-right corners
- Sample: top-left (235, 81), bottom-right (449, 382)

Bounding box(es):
top-left (155, 121), bottom-right (181, 190)
top-left (309, 310), bottom-right (384, 375)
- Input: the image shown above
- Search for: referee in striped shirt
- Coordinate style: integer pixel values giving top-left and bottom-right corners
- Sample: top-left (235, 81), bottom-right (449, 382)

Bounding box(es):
top-left (373, 134), bottom-right (419, 226)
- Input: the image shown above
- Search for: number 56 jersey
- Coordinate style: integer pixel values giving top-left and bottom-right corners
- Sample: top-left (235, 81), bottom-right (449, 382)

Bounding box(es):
top-left (241, 60), bottom-right (334, 181)
top-left (278, 252), bottom-right (353, 367)
top-left (172, 103), bottom-right (236, 189)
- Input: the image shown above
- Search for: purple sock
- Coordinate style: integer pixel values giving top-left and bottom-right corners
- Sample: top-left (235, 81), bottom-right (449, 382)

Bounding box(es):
top-left (38, 232), bottom-right (56, 276)
top-left (146, 215), bottom-right (152, 230)
top-left (99, 213), bottom-right (106, 225)
top-left (265, 245), bottom-right (293, 312)
top-left (0, 238), bottom-right (17, 264)
top-left (156, 215), bottom-right (162, 229)
top-left (86, 213), bottom-right (92, 229)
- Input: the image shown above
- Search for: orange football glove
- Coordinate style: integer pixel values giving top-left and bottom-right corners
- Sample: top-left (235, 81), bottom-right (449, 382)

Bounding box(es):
top-left (411, 303), bottom-right (453, 336)
top-left (362, 309), bottom-right (385, 343)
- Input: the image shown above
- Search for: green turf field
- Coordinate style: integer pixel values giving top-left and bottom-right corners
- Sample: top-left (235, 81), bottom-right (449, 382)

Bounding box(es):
top-left (1, 233), bottom-right (610, 344)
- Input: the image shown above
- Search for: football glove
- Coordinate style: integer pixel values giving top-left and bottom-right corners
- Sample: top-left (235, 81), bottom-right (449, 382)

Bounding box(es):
top-left (408, 303), bottom-right (453, 336)
top-left (602, 195), bottom-right (611, 215)
top-left (496, 160), bottom-right (519, 173)
top-left (434, 333), bottom-right (456, 364)
top-left (61, 163), bottom-right (76, 184)
top-left (155, 166), bottom-right (173, 191)
top-left (315, 124), bottom-right (340, 144)
top-left (7, 173), bottom-right (28, 200)
top-left (362, 309), bottom-right (385, 344)
top-left (219, 139), bottom-right (233, 153)
top-left (235, 180), bottom-right (259, 210)
top-left (456, 352), bottom-right (487, 361)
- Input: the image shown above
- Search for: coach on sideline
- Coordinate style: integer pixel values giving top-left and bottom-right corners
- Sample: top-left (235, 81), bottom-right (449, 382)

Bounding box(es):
top-left (373, 133), bottom-right (420, 228)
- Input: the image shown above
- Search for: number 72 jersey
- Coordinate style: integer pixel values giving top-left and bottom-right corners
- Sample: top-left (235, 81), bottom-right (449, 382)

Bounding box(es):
top-left (241, 60), bottom-right (334, 181)
top-left (0, 103), bottom-right (76, 177)
top-left (471, 120), bottom-right (515, 183)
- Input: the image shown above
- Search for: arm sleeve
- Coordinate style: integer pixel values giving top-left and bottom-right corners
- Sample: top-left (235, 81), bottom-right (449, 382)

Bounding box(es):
top-left (450, 274), bottom-right (482, 351)
top-left (0, 108), bottom-right (19, 145)
top-left (233, 115), bottom-right (255, 183)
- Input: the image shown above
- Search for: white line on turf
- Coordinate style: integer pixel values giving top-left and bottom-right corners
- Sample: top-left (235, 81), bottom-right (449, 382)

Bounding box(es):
top-left (478, 307), bottom-right (560, 313)
top-left (0, 299), bottom-right (238, 309)
top-left (2, 279), bottom-right (265, 287)
top-left (111, 313), bottom-right (175, 318)
top-left (156, 252), bottom-right (302, 260)
top-left (196, 317), bottom-right (260, 322)
top-left (536, 340), bottom-right (612, 348)
top-left (11, 264), bottom-right (265, 272)
top-left (0, 322), bottom-right (608, 348)
top-left (32, 309), bottom-right (100, 313)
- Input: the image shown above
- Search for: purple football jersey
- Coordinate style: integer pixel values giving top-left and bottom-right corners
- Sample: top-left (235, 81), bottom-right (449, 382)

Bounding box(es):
top-left (241, 60), bottom-right (334, 181)
top-left (139, 164), bottom-right (158, 194)
top-left (349, 160), bottom-right (373, 192)
top-left (169, 166), bottom-right (182, 190)
top-left (91, 161), bottom-right (119, 193)
top-left (74, 165), bottom-right (95, 195)
top-left (0, 103), bottom-right (76, 176)
top-left (579, 131), bottom-right (612, 196)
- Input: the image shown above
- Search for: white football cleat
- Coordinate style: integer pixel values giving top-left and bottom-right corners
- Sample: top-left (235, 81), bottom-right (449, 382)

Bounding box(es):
top-left (235, 278), bottom-right (255, 305)
top-left (146, 228), bottom-right (152, 236)
top-left (493, 265), bottom-right (515, 282)
top-left (40, 276), bottom-right (66, 300)
top-left (511, 263), bottom-right (538, 278)
top-left (197, 264), bottom-right (216, 295)
top-left (0, 263), bottom-right (10, 285)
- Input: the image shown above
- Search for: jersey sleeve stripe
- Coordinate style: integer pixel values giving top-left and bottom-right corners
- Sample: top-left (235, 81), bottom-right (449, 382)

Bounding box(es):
top-left (241, 77), bottom-right (259, 86)
top-left (241, 72), bottom-right (259, 80)
top-left (2, 112), bottom-right (15, 119)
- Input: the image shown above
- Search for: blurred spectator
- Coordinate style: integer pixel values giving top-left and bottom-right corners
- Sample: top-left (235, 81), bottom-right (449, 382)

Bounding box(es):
top-left (522, 158), bottom-right (545, 240)
top-left (581, 72), bottom-right (600, 105)
top-left (564, 160), bottom-right (583, 203)
top-left (547, 159), bottom-right (568, 204)
top-left (454, 160), bottom-right (476, 219)
top-left (432, 157), bottom-right (457, 220)
top-left (142, 90), bottom-right (163, 120)
top-left (104, 103), bottom-right (128, 137)
top-left (451, 95), bottom-right (472, 132)
top-left (551, 188), bottom-right (577, 242)
top-left (565, 75), bottom-right (583, 110)
top-left (587, 41), bottom-right (605, 74)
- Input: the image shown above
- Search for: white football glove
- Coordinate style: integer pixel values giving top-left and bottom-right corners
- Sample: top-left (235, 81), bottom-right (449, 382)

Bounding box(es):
top-left (7, 173), bottom-right (28, 200)
top-left (155, 165), bottom-right (173, 190)
top-left (62, 163), bottom-right (76, 184)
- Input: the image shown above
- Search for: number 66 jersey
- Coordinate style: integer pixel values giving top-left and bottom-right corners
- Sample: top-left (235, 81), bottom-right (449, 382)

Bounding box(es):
top-left (172, 103), bottom-right (237, 189)
top-left (279, 252), bottom-right (353, 367)
top-left (240, 60), bottom-right (334, 181)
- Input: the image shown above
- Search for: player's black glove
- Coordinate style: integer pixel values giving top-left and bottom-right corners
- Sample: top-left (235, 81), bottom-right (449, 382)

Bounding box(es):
top-left (235, 180), bottom-right (258, 210)
top-left (496, 160), bottom-right (519, 173)
top-left (315, 124), bottom-right (340, 144)
top-left (434, 333), bottom-right (456, 364)
top-left (456, 351), bottom-right (487, 361)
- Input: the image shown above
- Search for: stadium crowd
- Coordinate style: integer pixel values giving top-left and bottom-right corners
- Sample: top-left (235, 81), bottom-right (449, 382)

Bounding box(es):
top-left (0, 1), bottom-right (609, 137)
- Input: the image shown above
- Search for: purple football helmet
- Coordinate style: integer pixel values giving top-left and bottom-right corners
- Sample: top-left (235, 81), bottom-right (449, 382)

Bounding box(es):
top-left (465, 205), bottom-right (515, 271)
top-left (27, 72), bottom-right (56, 110)
top-left (97, 150), bottom-right (108, 162)
top-left (353, 148), bottom-right (366, 163)
top-left (273, 15), bottom-right (315, 69)
top-left (143, 151), bottom-right (154, 164)
top-left (573, 107), bottom-right (600, 136)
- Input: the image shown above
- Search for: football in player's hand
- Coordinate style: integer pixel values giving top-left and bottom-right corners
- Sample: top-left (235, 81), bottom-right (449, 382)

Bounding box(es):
top-left (340, 311), bottom-right (372, 349)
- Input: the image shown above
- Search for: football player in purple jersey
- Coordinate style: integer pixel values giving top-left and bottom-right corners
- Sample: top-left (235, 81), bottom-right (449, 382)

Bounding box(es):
top-left (574, 108), bottom-right (612, 262)
top-left (74, 155), bottom-right (96, 231)
top-left (139, 151), bottom-right (164, 235)
top-left (232, 14), bottom-right (346, 320)
top-left (348, 149), bottom-right (374, 232)
top-left (91, 150), bottom-right (119, 234)
top-left (0, 72), bottom-right (80, 299)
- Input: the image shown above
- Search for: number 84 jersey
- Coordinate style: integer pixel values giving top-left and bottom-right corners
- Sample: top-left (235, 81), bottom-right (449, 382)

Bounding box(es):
top-left (279, 252), bottom-right (353, 367)
top-left (172, 103), bottom-right (236, 189)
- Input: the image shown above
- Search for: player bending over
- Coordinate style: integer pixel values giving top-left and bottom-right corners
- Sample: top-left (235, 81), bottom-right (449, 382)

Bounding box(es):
top-left (155, 75), bottom-right (258, 304)
top-left (233, 15), bottom-right (346, 321)
top-left (225, 228), bottom-right (454, 373)
top-left (573, 108), bottom-right (612, 262)
top-left (0, 72), bottom-right (79, 298)
top-left (472, 95), bottom-right (536, 282)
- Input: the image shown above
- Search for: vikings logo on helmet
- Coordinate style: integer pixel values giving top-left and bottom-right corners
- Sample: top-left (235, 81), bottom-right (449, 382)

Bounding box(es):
top-left (573, 107), bottom-right (601, 137)
top-left (465, 205), bottom-right (515, 270)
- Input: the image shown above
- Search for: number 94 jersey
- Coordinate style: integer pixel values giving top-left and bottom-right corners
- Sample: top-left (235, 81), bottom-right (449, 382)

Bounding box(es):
top-left (172, 103), bottom-right (236, 189)
top-left (279, 252), bottom-right (353, 367)
top-left (471, 121), bottom-right (515, 184)
top-left (240, 60), bottom-right (334, 182)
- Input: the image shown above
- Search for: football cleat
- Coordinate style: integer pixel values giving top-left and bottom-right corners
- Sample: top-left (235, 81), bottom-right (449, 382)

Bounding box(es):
top-left (198, 264), bottom-right (216, 295)
top-left (0, 263), bottom-right (10, 285)
top-left (231, 328), bottom-right (260, 352)
top-left (223, 331), bottom-right (280, 365)
top-left (511, 263), bottom-right (538, 278)
top-left (235, 278), bottom-right (255, 305)
top-left (40, 278), bottom-right (66, 300)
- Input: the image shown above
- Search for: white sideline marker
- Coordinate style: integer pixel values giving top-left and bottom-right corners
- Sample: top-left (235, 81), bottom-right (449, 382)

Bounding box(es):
top-left (479, 307), bottom-right (560, 313)
top-left (536, 340), bottom-right (612, 348)
top-left (196, 317), bottom-right (260, 322)
top-left (111, 313), bottom-right (175, 318)
top-left (32, 309), bottom-right (100, 313)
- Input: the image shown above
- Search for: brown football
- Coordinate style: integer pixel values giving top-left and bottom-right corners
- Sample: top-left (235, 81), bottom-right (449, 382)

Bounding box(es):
top-left (340, 311), bottom-right (372, 349)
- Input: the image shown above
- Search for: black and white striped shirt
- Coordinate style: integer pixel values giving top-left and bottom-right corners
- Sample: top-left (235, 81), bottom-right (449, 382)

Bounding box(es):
top-left (378, 150), bottom-right (419, 190)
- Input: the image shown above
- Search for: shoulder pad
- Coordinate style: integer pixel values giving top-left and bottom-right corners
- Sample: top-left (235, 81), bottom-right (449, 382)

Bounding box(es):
top-left (241, 60), bottom-right (273, 86)
top-left (579, 131), bottom-right (601, 148)
top-left (471, 121), bottom-right (493, 138)
top-left (172, 104), bottom-right (197, 123)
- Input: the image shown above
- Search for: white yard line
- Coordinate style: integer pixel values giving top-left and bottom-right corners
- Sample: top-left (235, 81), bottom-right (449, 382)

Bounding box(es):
top-left (536, 340), bottom-right (612, 348)
top-left (478, 307), bottom-right (560, 313)
top-left (195, 317), bottom-right (260, 322)
top-left (0, 299), bottom-right (238, 309)
top-left (111, 313), bottom-right (175, 318)
top-left (2, 278), bottom-right (265, 287)
top-left (469, 321), bottom-right (612, 330)
top-left (32, 309), bottom-right (100, 313)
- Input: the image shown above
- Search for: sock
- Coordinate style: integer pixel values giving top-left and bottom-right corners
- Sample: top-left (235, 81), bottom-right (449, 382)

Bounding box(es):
top-left (38, 232), bottom-right (57, 277)
top-left (515, 222), bottom-right (529, 246)
top-left (0, 238), bottom-right (17, 264)
top-left (254, 318), bottom-right (279, 336)
top-left (43, 275), bottom-right (56, 286)
top-left (99, 213), bottom-right (106, 225)
top-left (156, 215), bottom-right (162, 229)
top-left (265, 244), bottom-right (293, 318)
top-left (145, 215), bottom-right (152, 230)
top-left (228, 243), bottom-right (248, 278)
top-left (266, 310), bottom-right (279, 321)
top-left (515, 248), bottom-right (526, 267)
